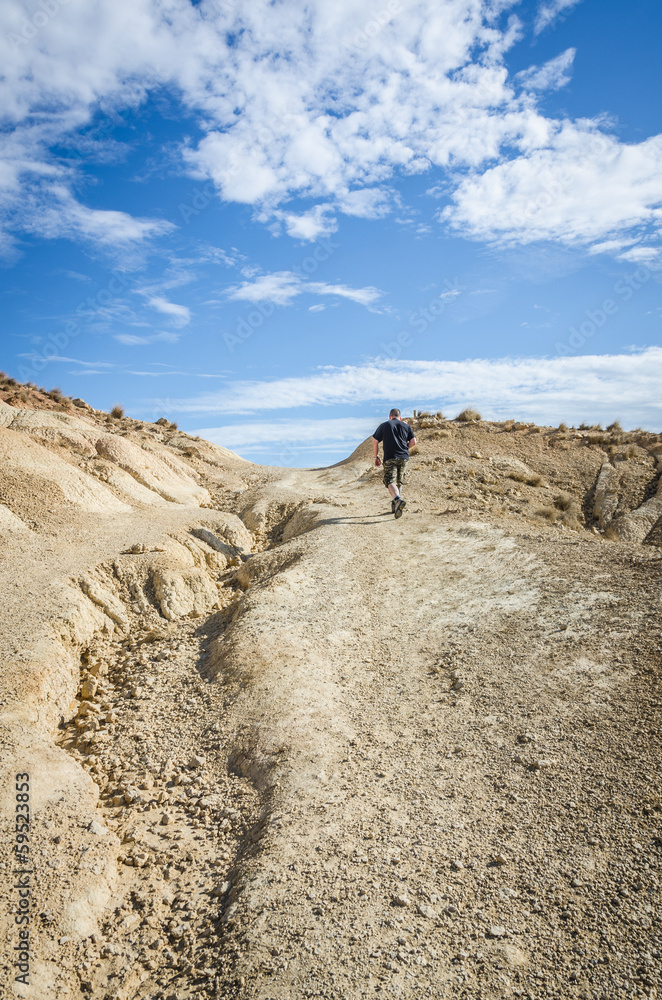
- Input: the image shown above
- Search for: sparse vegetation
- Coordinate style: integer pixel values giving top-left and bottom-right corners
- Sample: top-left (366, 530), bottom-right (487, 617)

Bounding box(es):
top-left (558, 422), bottom-right (568, 432)
top-left (535, 505), bottom-right (559, 523)
top-left (456, 407), bottom-right (481, 422)
top-left (110, 405), bottom-right (125, 419)
top-left (607, 421), bottom-right (623, 433)
top-left (508, 471), bottom-right (544, 487)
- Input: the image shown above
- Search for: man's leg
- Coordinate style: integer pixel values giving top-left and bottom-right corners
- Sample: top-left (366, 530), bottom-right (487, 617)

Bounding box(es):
top-left (383, 461), bottom-right (401, 506)
top-left (393, 460), bottom-right (407, 517)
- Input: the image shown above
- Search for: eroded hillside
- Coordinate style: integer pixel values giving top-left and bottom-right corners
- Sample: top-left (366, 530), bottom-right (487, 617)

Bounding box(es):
top-left (0, 381), bottom-right (660, 1000)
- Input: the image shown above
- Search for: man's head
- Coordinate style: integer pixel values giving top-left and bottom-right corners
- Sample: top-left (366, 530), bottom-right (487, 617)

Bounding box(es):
top-left (389, 408), bottom-right (401, 419)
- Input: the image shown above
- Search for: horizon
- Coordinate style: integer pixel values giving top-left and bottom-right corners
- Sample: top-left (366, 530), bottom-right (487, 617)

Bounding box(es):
top-left (1, 0), bottom-right (661, 466)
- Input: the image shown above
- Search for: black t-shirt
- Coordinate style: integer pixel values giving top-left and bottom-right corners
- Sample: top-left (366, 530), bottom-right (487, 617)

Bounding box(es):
top-left (373, 418), bottom-right (414, 461)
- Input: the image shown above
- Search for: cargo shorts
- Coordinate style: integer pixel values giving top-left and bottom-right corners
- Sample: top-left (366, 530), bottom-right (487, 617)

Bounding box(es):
top-left (383, 458), bottom-right (408, 488)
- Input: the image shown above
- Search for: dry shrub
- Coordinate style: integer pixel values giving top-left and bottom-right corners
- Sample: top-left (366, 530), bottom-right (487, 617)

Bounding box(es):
top-left (110, 404), bottom-right (125, 419)
top-left (170, 421), bottom-right (178, 431)
top-left (456, 407), bottom-right (481, 422)
top-left (558, 422), bottom-right (568, 432)
top-left (554, 494), bottom-right (574, 512)
top-left (625, 444), bottom-right (637, 459)
top-left (607, 421), bottom-right (623, 433)
top-left (535, 505), bottom-right (559, 523)
top-left (429, 429), bottom-right (451, 440)
top-left (587, 432), bottom-right (608, 445)
top-left (508, 471), bottom-right (544, 487)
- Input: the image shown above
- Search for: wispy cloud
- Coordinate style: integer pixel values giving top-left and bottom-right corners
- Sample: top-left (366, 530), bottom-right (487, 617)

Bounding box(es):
top-left (194, 417), bottom-right (378, 453)
top-left (114, 331), bottom-right (180, 346)
top-left (146, 296), bottom-right (191, 327)
top-left (534, 0), bottom-right (583, 35)
top-left (516, 49), bottom-right (576, 91)
top-left (160, 349), bottom-right (662, 430)
top-left (227, 271), bottom-right (383, 308)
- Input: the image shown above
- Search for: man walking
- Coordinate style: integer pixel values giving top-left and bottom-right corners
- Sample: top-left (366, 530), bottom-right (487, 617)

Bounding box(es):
top-left (373, 408), bottom-right (416, 518)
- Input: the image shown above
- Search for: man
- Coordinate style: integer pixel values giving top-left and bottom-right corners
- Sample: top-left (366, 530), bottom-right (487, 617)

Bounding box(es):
top-left (373, 408), bottom-right (416, 518)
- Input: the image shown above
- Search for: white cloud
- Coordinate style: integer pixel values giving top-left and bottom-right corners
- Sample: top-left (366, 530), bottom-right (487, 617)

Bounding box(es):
top-left (442, 128), bottom-right (662, 247)
top-left (336, 188), bottom-right (394, 219)
top-left (308, 282), bottom-right (382, 307)
top-left (273, 205), bottom-right (338, 241)
top-left (516, 48), bottom-right (576, 91)
top-left (114, 330), bottom-right (180, 345)
top-left (0, 0), bottom-right (659, 261)
top-left (228, 272), bottom-right (302, 306)
top-left (227, 271), bottom-right (383, 308)
top-left (115, 334), bottom-right (149, 345)
top-left (23, 184), bottom-right (174, 250)
top-left (160, 349), bottom-right (662, 430)
top-left (194, 417), bottom-right (378, 451)
top-left (147, 296), bottom-right (191, 327)
top-left (534, 0), bottom-right (582, 35)
top-left (617, 246), bottom-right (661, 263)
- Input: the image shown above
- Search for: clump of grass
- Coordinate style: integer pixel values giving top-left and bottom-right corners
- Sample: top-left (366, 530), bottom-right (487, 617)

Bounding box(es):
top-left (508, 471), bottom-right (544, 487)
top-left (110, 404), bottom-right (125, 419)
top-left (429, 429), bottom-right (451, 440)
top-left (607, 420), bottom-right (623, 433)
top-left (535, 505), bottom-right (559, 523)
top-left (625, 443), bottom-right (637, 459)
top-left (554, 494), bottom-right (574, 512)
top-left (456, 407), bottom-right (481, 422)
top-left (587, 432), bottom-right (608, 445)
top-left (558, 422), bottom-right (568, 432)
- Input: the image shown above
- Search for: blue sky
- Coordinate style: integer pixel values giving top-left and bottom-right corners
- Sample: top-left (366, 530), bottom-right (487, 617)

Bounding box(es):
top-left (1, 0), bottom-right (661, 466)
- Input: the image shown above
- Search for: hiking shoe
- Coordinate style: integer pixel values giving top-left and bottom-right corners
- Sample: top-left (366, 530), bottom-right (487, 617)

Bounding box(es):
top-left (391, 499), bottom-right (396, 513)
top-left (393, 497), bottom-right (406, 518)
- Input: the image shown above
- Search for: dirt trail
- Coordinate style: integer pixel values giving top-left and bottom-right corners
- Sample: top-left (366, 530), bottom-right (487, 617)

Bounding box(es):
top-left (0, 387), bottom-right (661, 1000)
top-left (209, 467), bottom-right (662, 1000)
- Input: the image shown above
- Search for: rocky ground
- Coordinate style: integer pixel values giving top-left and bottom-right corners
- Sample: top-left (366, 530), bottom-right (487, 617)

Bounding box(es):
top-left (0, 381), bottom-right (660, 1000)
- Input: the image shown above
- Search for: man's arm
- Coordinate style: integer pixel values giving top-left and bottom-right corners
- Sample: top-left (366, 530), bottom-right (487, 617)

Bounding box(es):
top-left (408, 435), bottom-right (417, 451)
top-left (373, 437), bottom-right (381, 466)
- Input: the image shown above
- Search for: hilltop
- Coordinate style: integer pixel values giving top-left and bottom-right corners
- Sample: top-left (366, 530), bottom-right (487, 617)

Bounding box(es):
top-left (0, 377), bottom-right (660, 1000)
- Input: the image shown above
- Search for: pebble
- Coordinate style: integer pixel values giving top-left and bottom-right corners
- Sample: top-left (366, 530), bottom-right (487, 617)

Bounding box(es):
top-left (416, 904), bottom-right (436, 919)
top-left (488, 925), bottom-right (506, 938)
top-left (451, 859), bottom-right (464, 871)
top-left (392, 894), bottom-right (410, 907)
top-left (88, 819), bottom-right (107, 837)
top-left (494, 854), bottom-right (508, 865)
